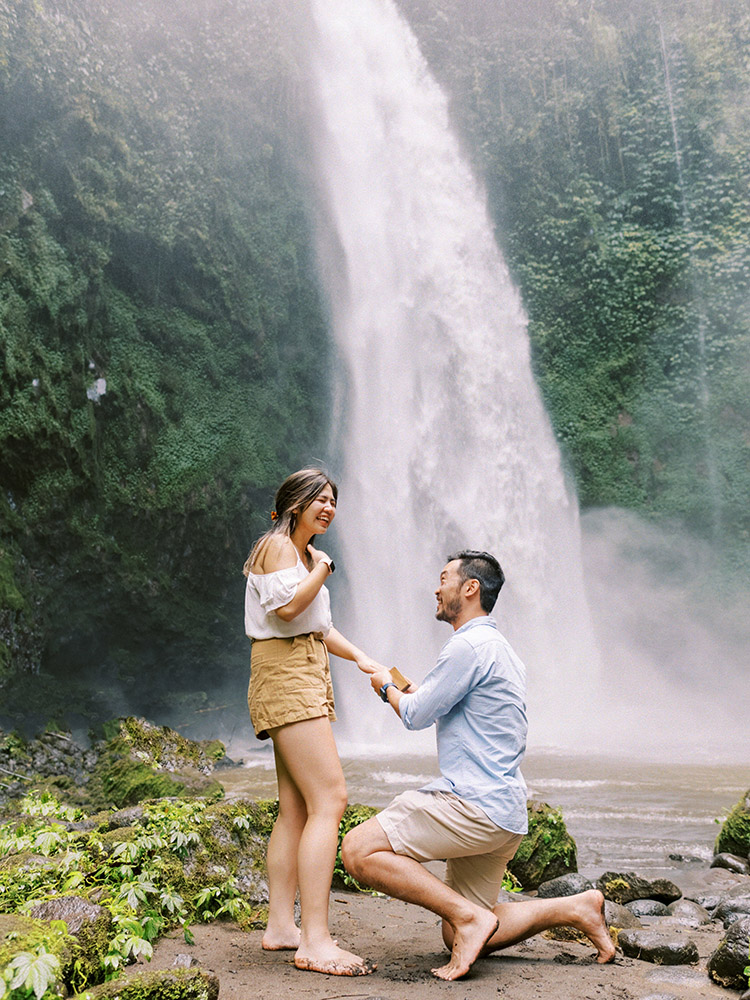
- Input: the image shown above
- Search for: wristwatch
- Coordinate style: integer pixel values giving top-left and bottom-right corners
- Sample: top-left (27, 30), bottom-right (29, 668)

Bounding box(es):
top-left (322, 557), bottom-right (335, 574)
top-left (379, 682), bottom-right (397, 702)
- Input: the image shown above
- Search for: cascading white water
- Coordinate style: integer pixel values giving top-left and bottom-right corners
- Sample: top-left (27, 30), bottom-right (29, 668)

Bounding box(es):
top-left (308, 0), bottom-right (600, 748)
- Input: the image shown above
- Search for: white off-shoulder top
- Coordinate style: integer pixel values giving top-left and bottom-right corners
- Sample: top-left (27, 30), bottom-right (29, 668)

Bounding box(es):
top-left (244, 555), bottom-right (332, 641)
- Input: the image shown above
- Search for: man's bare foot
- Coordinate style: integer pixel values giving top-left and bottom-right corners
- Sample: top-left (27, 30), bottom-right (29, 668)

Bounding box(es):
top-left (573, 889), bottom-right (616, 964)
top-left (261, 925), bottom-right (300, 951)
top-left (432, 908), bottom-right (499, 981)
top-left (294, 941), bottom-right (376, 976)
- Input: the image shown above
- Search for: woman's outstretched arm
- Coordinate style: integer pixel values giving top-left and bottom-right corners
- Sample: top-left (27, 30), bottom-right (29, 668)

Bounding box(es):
top-left (323, 627), bottom-right (388, 675)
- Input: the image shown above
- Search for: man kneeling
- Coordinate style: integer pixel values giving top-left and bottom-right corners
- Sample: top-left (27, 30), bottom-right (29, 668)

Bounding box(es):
top-left (342, 550), bottom-right (615, 980)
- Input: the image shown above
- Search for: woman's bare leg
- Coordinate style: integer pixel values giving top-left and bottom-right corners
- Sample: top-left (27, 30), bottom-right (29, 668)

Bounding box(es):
top-left (261, 745), bottom-right (306, 950)
top-left (271, 717), bottom-right (374, 975)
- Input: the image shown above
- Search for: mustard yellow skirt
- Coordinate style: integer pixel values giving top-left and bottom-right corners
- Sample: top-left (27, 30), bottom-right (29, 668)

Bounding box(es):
top-left (248, 632), bottom-right (336, 740)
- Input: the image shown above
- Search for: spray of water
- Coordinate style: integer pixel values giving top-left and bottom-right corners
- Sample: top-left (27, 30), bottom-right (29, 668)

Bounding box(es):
top-left (580, 507), bottom-right (750, 761)
top-left (307, 0), bottom-right (600, 750)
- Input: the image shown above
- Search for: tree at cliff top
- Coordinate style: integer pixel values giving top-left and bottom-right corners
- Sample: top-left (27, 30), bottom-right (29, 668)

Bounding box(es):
top-left (398, 0), bottom-right (750, 577)
top-left (0, 0), bottom-right (328, 721)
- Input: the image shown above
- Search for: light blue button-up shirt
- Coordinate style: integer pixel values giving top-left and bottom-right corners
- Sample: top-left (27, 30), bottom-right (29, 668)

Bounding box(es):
top-left (399, 616), bottom-right (528, 834)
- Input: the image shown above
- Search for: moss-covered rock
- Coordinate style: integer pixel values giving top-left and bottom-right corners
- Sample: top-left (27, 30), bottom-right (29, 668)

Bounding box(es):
top-left (30, 897), bottom-right (111, 987)
top-left (0, 912), bottom-right (77, 993)
top-left (0, 850), bottom-right (65, 875)
top-left (715, 790), bottom-right (750, 857)
top-left (596, 871), bottom-right (681, 906)
top-left (83, 719), bottom-right (225, 812)
top-left (71, 967), bottom-right (220, 1000)
top-left (707, 916), bottom-right (750, 989)
top-left (507, 800), bottom-right (577, 890)
top-left (118, 719), bottom-right (225, 774)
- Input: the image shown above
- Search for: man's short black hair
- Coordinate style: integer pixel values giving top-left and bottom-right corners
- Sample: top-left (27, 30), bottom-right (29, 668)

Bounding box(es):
top-left (448, 550), bottom-right (505, 613)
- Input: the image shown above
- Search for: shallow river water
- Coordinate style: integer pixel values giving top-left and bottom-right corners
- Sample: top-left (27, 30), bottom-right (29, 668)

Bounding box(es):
top-left (218, 743), bottom-right (748, 883)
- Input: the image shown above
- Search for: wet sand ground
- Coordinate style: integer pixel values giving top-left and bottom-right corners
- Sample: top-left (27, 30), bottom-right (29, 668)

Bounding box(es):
top-left (145, 890), bottom-right (732, 1000)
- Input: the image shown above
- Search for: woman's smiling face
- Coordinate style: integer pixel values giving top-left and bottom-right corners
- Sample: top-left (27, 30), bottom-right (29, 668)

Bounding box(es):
top-left (296, 483), bottom-right (337, 536)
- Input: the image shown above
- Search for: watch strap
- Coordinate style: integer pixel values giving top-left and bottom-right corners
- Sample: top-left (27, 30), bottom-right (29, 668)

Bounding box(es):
top-left (379, 682), bottom-right (397, 702)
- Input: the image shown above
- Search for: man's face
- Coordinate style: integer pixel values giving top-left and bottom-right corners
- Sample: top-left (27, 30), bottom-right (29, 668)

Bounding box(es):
top-left (435, 560), bottom-right (465, 624)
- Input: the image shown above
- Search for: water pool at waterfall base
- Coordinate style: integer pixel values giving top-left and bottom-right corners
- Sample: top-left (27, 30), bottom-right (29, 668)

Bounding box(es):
top-left (219, 743), bottom-right (747, 883)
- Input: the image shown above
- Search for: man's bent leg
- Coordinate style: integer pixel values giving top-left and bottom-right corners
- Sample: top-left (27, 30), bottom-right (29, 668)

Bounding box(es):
top-left (342, 818), bottom-right (499, 980)
top-left (490, 890), bottom-right (615, 962)
top-left (441, 889), bottom-right (615, 964)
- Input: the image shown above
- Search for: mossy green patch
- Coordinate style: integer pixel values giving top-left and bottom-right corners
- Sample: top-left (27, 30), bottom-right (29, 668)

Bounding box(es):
top-left (119, 718), bottom-right (225, 774)
top-left (86, 750), bottom-right (188, 811)
top-left (82, 719), bottom-right (226, 812)
top-left (71, 967), bottom-right (219, 1000)
top-left (0, 912), bottom-right (76, 993)
top-left (715, 790), bottom-right (750, 857)
top-left (507, 800), bottom-right (577, 890)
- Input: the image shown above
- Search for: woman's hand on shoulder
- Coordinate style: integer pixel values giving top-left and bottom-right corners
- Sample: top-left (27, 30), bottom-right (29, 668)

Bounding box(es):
top-left (253, 535), bottom-right (297, 575)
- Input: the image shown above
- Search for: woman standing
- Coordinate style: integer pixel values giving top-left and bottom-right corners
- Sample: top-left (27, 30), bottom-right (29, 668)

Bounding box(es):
top-left (243, 468), bottom-right (380, 976)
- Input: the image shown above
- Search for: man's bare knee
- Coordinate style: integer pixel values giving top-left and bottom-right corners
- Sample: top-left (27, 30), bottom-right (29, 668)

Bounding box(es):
top-left (341, 817), bottom-right (391, 879)
top-left (340, 828), bottom-right (363, 876)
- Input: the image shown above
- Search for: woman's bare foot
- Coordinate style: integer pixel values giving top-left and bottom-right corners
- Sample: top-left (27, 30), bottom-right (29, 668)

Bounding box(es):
top-left (432, 908), bottom-right (499, 981)
top-left (294, 940), bottom-right (376, 976)
top-left (261, 924), bottom-right (300, 951)
top-left (572, 890), bottom-right (616, 964)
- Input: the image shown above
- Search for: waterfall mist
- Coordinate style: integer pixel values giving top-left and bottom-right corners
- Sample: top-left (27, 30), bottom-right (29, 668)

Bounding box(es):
top-left (306, 0), bottom-right (600, 751)
top-left (581, 508), bottom-right (750, 760)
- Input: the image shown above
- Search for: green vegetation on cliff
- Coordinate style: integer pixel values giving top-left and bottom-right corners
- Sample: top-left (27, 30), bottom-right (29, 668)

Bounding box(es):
top-left (398, 0), bottom-right (750, 569)
top-left (0, 0), bottom-right (327, 709)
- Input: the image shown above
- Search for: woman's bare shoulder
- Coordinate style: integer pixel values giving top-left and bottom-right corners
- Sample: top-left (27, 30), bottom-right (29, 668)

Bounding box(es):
top-left (252, 535), bottom-right (298, 575)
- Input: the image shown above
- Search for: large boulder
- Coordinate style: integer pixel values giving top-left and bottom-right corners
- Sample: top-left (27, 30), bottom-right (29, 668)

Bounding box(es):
top-left (716, 790), bottom-right (750, 857)
top-left (506, 801), bottom-right (577, 890)
top-left (707, 915), bottom-right (750, 989)
top-left (0, 718), bottom-right (228, 814)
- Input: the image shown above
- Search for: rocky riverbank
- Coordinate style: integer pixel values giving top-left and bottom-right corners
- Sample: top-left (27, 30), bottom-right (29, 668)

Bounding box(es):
top-left (1, 721), bottom-right (749, 999)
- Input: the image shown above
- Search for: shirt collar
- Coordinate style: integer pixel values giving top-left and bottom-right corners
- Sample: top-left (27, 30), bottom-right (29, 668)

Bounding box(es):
top-left (454, 615), bottom-right (496, 636)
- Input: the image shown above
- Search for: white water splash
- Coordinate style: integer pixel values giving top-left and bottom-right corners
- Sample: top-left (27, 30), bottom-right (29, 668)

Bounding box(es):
top-left (307, 0), bottom-right (600, 748)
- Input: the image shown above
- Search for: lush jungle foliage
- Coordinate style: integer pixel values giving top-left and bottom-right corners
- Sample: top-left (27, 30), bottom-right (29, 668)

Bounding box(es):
top-left (1, 0), bottom-right (748, 713)
top-left (0, 0), bottom-right (328, 716)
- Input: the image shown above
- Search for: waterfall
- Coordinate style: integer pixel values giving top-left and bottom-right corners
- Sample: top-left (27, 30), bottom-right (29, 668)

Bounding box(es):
top-left (307, 0), bottom-right (599, 749)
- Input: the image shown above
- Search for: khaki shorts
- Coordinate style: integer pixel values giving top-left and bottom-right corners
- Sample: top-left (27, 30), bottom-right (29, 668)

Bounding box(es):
top-left (248, 632), bottom-right (335, 740)
top-left (376, 788), bottom-right (523, 909)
